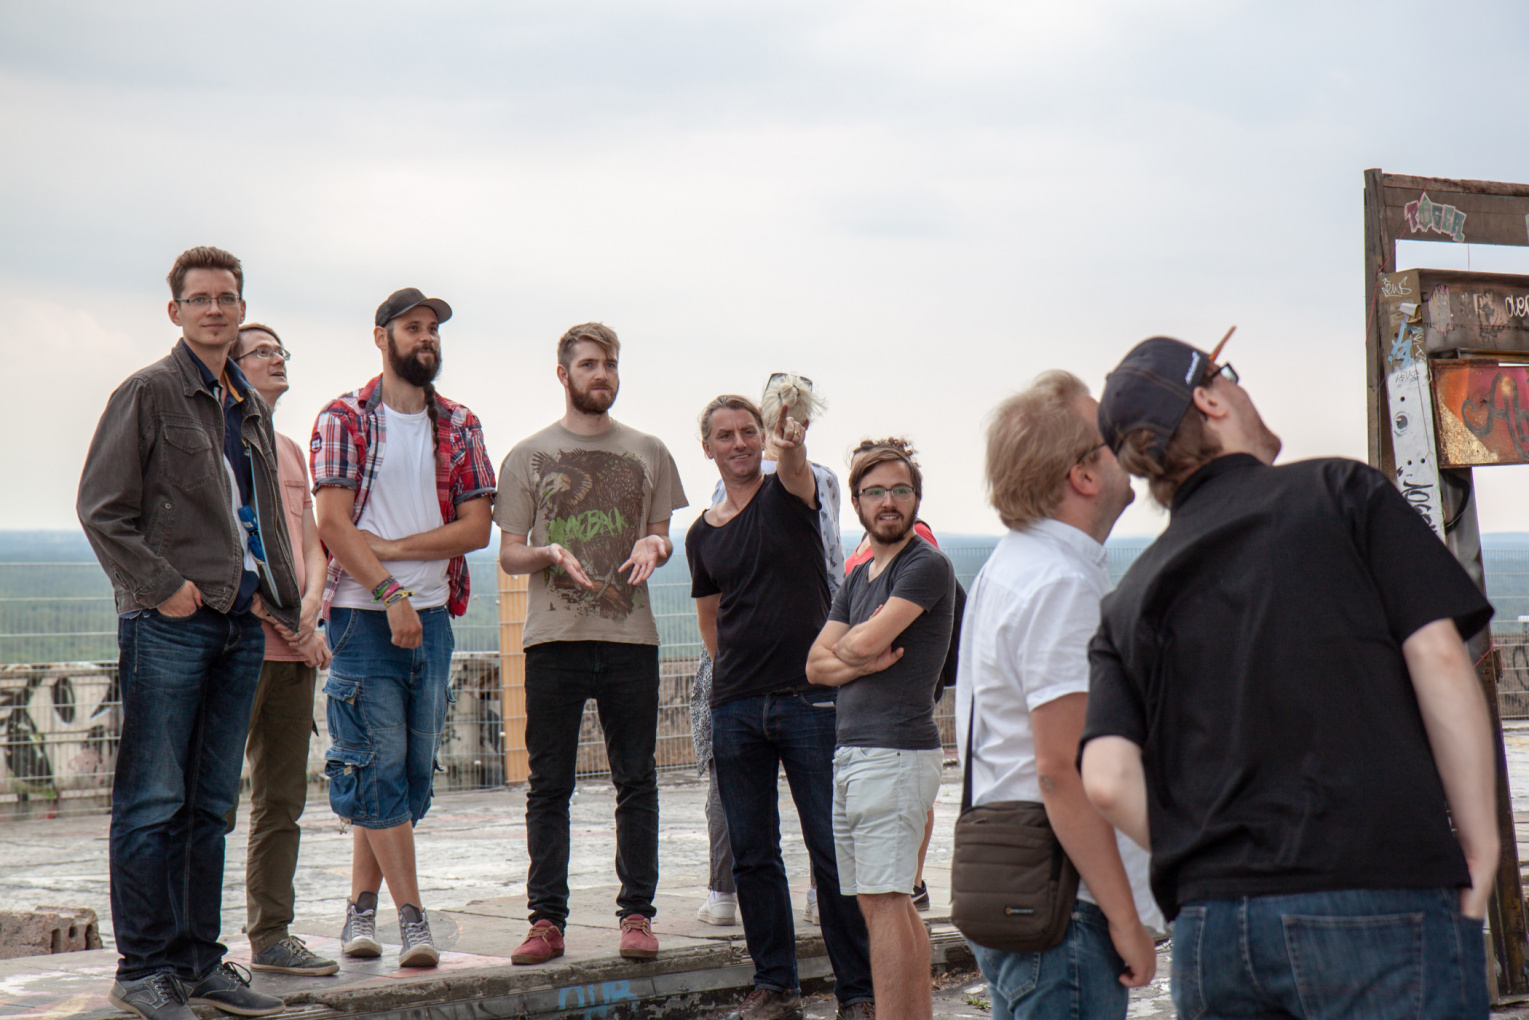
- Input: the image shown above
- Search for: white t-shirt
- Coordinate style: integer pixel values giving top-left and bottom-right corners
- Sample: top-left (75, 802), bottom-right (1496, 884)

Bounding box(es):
top-left (332, 405), bottom-right (449, 610)
top-left (955, 518), bottom-right (1163, 933)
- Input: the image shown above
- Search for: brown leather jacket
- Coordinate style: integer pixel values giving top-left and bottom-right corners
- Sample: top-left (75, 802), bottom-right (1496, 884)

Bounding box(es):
top-left (77, 341), bottom-right (302, 630)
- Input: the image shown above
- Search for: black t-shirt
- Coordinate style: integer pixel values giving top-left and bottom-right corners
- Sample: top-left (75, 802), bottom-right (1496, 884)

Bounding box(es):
top-left (829, 537), bottom-right (955, 750)
top-left (687, 473), bottom-right (830, 707)
top-left (1080, 454), bottom-right (1493, 920)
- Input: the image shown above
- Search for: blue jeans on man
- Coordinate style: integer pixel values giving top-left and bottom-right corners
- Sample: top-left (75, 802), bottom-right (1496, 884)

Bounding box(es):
top-left (1172, 888), bottom-right (1487, 1019)
top-left (710, 688), bottom-right (874, 1006)
top-left (109, 607), bottom-right (265, 981)
top-left (968, 901), bottom-right (1128, 1020)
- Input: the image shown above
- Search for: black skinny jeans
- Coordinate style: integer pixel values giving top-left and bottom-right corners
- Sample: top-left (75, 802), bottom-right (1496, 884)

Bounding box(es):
top-left (524, 640), bottom-right (660, 927)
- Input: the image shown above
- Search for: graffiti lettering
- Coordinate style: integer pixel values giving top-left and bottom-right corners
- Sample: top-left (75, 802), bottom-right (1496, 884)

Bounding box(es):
top-left (1403, 191), bottom-right (1468, 242)
top-left (1380, 276), bottom-right (1414, 298)
top-left (1460, 372), bottom-right (1529, 459)
top-left (556, 980), bottom-right (638, 1018)
top-left (1506, 294), bottom-right (1529, 320)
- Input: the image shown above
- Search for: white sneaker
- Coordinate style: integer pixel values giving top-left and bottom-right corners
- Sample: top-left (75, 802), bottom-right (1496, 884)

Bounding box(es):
top-left (696, 890), bottom-right (738, 926)
top-left (803, 887), bottom-right (819, 926)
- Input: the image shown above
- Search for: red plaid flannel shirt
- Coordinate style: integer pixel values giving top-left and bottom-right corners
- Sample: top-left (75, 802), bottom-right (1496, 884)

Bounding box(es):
top-left (310, 376), bottom-right (496, 618)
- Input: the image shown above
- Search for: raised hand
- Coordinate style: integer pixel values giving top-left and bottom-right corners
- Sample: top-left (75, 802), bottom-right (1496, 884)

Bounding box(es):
top-left (774, 413), bottom-right (806, 452)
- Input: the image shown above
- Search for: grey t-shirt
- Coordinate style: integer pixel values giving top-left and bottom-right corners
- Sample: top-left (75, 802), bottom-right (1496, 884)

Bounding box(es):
top-left (829, 537), bottom-right (955, 750)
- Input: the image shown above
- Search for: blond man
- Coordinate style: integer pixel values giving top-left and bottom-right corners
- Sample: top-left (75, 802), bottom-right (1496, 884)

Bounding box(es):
top-left (955, 370), bottom-right (1159, 1020)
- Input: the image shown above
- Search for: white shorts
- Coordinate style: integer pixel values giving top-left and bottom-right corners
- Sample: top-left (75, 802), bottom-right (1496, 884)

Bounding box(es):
top-left (832, 746), bottom-right (943, 897)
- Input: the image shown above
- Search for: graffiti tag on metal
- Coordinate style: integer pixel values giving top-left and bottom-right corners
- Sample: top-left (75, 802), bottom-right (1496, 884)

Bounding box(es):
top-left (1433, 359), bottom-right (1529, 467)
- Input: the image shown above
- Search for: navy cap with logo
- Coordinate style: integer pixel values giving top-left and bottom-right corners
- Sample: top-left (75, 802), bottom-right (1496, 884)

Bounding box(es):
top-left (375, 287), bottom-right (452, 328)
top-left (1098, 330), bottom-right (1234, 457)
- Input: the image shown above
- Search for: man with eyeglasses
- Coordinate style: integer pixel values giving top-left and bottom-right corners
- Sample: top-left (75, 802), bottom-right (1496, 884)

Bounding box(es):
top-left (1080, 335), bottom-right (1498, 1017)
top-left (805, 440), bottom-right (954, 1020)
top-left (223, 324), bottom-right (339, 978)
top-left (78, 247), bottom-right (303, 1020)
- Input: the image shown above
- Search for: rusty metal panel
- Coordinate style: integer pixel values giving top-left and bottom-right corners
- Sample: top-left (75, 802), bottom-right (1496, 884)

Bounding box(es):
top-left (1417, 270), bottom-right (1529, 354)
top-left (1432, 359), bottom-right (1529, 467)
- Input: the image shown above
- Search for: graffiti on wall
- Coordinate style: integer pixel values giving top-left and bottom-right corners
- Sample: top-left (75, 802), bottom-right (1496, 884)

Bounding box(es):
top-left (0, 664), bottom-right (118, 799)
top-left (1432, 360), bottom-right (1529, 467)
top-left (1404, 192), bottom-right (1468, 242)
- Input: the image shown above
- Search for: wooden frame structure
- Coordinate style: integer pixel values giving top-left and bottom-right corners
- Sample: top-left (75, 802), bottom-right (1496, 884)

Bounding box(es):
top-left (1364, 169), bottom-right (1529, 998)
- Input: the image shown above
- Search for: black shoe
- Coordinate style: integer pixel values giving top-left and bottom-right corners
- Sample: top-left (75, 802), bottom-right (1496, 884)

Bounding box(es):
top-left (837, 1002), bottom-right (876, 1020)
top-left (108, 973), bottom-right (194, 1020)
top-left (250, 935), bottom-right (339, 976)
top-left (185, 962), bottom-right (284, 1016)
top-left (724, 988), bottom-right (803, 1020)
top-left (911, 882), bottom-right (930, 911)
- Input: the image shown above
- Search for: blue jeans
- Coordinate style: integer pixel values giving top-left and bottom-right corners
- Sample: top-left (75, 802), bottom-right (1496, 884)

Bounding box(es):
top-left (1173, 888), bottom-right (1487, 1019)
top-left (323, 607), bottom-right (454, 829)
top-left (711, 690), bottom-right (873, 1005)
top-left (109, 606), bottom-right (265, 981)
top-left (524, 641), bottom-right (660, 927)
top-left (969, 901), bottom-right (1128, 1020)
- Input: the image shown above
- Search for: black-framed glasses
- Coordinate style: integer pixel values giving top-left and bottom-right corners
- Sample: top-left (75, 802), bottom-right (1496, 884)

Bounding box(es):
top-left (768, 372), bottom-right (812, 389)
top-left (234, 345), bottom-right (292, 363)
top-left (1204, 362), bottom-right (1238, 386)
top-left (1073, 441), bottom-right (1106, 467)
top-left (856, 484), bottom-right (916, 502)
top-left (176, 294), bottom-right (241, 310)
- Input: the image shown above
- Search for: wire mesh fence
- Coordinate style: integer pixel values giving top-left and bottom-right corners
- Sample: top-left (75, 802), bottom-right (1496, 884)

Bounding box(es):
top-left (8, 544), bottom-right (1529, 814)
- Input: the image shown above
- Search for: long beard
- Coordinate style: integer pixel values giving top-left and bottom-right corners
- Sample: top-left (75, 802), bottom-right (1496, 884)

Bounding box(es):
top-left (570, 379), bottom-right (618, 414)
top-left (387, 333), bottom-right (441, 388)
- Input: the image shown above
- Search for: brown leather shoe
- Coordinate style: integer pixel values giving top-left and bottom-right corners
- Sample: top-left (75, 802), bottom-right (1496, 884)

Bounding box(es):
top-left (723, 988), bottom-right (803, 1020)
top-left (510, 920), bottom-right (565, 965)
top-left (619, 914), bottom-right (658, 960)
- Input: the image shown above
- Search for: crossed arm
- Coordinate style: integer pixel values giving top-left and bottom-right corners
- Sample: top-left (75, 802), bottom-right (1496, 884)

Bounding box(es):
top-left (805, 597), bottom-right (923, 686)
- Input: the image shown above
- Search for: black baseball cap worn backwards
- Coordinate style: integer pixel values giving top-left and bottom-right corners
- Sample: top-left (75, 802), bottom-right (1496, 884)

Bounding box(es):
top-left (375, 287), bottom-right (452, 328)
top-left (1098, 330), bottom-right (1234, 457)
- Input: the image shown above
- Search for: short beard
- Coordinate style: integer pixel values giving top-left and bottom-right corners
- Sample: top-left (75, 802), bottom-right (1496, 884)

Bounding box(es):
top-left (387, 329), bottom-right (441, 388)
top-left (570, 379), bottom-right (618, 415)
top-left (857, 504), bottom-right (916, 545)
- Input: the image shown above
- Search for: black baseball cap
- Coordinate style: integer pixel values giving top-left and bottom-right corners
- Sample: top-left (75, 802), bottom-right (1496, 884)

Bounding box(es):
top-left (375, 287), bottom-right (452, 328)
top-left (1098, 330), bottom-right (1234, 457)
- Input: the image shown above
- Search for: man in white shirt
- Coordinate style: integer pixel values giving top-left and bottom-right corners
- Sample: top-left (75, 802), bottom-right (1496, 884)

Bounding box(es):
top-left (311, 289), bottom-right (496, 969)
top-left (955, 370), bottom-right (1160, 1020)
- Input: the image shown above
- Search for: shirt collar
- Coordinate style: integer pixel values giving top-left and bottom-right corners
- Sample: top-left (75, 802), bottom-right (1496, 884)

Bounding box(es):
top-left (1027, 516), bottom-right (1107, 568)
top-left (178, 338), bottom-right (250, 403)
top-left (1171, 452), bottom-right (1264, 511)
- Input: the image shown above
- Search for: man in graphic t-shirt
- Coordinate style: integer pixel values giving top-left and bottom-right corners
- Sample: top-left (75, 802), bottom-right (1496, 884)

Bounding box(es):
top-left (806, 439), bottom-right (954, 1020)
top-left (496, 323), bottom-right (688, 965)
top-left (686, 395), bottom-right (873, 1020)
top-left (1080, 336), bottom-right (1497, 1017)
top-left (311, 288), bottom-right (495, 970)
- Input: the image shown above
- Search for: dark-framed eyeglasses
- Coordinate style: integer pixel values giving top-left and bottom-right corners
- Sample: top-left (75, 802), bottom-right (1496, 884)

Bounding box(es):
top-left (1073, 441), bottom-right (1107, 467)
top-left (768, 372), bottom-right (812, 389)
top-left (856, 484), bottom-right (916, 502)
top-left (1204, 362), bottom-right (1239, 386)
top-left (234, 345), bottom-right (292, 363)
top-left (176, 294), bottom-right (242, 310)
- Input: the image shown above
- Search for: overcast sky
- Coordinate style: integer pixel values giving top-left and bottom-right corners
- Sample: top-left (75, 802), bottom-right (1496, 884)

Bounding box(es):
top-left (6, 0), bottom-right (1529, 543)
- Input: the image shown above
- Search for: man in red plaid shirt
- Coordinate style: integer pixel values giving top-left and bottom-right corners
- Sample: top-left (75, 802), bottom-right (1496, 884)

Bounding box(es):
top-left (310, 287), bottom-right (495, 969)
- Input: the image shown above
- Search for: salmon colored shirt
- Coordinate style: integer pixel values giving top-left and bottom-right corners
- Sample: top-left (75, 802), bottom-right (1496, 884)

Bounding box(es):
top-left (262, 432), bottom-right (312, 661)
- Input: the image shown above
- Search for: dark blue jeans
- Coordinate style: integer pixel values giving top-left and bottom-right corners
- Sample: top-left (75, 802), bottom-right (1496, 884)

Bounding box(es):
top-left (968, 901), bottom-right (1128, 1020)
top-left (711, 689), bottom-right (873, 1005)
top-left (1173, 888), bottom-right (1488, 1019)
top-left (524, 641), bottom-right (660, 926)
top-left (110, 607), bottom-right (265, 981)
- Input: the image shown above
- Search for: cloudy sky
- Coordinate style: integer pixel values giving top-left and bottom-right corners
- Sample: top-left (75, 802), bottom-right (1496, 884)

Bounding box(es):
top-left (6, 0), bottom-right (1529, 543)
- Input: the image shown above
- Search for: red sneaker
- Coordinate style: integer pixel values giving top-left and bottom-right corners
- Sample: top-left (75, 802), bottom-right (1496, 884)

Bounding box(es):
top-left (619, 914), bottom-right (658, 960)
top-left (510, 920), bottom-right (565, 965)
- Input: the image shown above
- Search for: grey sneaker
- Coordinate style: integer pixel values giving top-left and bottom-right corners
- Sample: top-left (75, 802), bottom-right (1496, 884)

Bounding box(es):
top-left (911, 881), bottom-right (930, 911)
top-left (185, 962), bottom-right (284, 1016)
top-left (398, 904), bottom-right (439, 968)
top-left (250, 935), bottom-right (339, 976)
top-left (836, 1002), bottom-right (876, 1020)
top-left (108, 972), bottom-right (194, 1020)
top-left (341, 901), bottom-right (382, 958)
top-left (724, 988), bottom-right (803, 1020)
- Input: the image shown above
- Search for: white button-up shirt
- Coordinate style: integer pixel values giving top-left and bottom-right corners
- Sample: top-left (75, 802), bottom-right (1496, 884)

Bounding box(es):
top-left (956, 517), bottom-right (1163, 931)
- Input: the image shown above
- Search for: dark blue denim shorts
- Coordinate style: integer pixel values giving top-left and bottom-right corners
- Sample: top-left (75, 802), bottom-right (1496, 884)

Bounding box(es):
top-left (323, 606), bottom-right (454, 830)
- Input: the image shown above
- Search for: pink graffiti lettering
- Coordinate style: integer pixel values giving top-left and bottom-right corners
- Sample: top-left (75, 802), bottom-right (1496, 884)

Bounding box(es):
top-left (1403, 192), bottom-right (1467, 243)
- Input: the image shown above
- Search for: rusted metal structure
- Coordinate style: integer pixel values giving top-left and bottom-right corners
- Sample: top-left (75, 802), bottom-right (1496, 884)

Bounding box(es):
top-left (1364, 169), bottom-right (1529, 999)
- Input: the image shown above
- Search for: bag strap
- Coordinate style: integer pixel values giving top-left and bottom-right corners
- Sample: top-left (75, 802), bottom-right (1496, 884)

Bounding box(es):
top-left (961, 683), bottom-right (976, 814)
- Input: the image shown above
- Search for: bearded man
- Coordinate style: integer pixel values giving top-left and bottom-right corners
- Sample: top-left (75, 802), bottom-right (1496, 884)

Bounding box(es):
top-left (495, 323), bottom-right (688, 964)
top-left (311, 288), bottom-right (495, 968)
top-left (806, 439), bottom-right (955, 1020)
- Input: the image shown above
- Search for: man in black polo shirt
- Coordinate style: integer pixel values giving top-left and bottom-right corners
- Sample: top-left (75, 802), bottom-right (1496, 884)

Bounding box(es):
top-left (1079, 335), bottom-right (1499, 1018)
top-left (687, 395), bottom-right (873, 1020)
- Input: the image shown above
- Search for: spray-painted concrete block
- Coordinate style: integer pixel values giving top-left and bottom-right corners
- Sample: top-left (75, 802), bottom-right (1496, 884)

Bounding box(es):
top-left (0, 906), bottom-right (102, 959)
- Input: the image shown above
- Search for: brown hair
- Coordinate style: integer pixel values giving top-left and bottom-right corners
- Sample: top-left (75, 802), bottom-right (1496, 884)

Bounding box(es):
top-left (235, 322), bottom-right (281, 357)
top-left (848, 438), bottom-right (923, 501)
top-left (699, 395), bottom-right (764, 442)
top-left (985, 370), bottom-right (1099, 530)
top-left (167, 246), bottom-right (243, 300)
top-left (1116, 407), bottom-right (1222, 508)
top-left (557, 322), bottom-right (620, 370)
